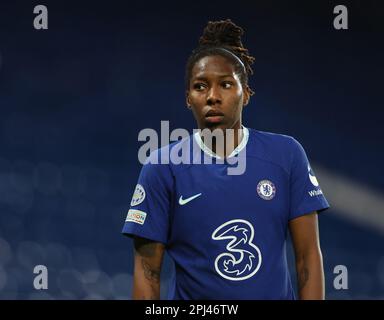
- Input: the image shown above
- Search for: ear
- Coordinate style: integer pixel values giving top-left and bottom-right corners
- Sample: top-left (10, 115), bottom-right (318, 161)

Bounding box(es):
top-left (242, 85), bottom-right (251, 107)
top-left (186, 90), bottom-right (192, 109)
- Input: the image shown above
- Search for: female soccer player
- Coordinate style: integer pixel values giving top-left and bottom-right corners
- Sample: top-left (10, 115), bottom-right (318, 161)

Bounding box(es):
top-left (122, 19), bottom-right (329, 300)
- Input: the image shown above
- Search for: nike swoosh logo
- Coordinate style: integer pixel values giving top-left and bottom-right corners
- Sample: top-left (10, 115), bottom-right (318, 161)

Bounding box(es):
top-left (179, 193), bottom-right (202, 205)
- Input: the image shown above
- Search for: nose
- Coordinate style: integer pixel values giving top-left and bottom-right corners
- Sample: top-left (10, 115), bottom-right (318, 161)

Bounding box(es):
top-left (207, 85), bottom-right (222, 106)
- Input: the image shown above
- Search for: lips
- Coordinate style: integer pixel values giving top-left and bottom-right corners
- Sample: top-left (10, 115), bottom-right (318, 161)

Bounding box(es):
top-left (205, 109), bottom-right (224, 118)
top-left (205, 109), bottom-right (224, 125)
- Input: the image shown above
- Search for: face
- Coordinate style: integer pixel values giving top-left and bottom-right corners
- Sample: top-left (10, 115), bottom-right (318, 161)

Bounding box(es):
top-left (186, 55), bottom-right (250, 131)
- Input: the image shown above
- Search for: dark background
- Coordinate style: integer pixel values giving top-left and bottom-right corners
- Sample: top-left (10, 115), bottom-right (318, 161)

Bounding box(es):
top-left (0, 0), bottom-right (383, 299)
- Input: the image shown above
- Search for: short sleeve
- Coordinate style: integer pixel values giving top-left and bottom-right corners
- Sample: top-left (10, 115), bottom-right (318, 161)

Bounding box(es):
top-left (121, 151), bottom-right (174, 244)
top-left (289, 138), bottom-right (330, 220)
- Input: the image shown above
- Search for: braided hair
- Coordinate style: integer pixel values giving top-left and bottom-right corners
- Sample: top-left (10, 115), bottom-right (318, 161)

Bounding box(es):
top-left (185, 19), bottom-right (255, 96)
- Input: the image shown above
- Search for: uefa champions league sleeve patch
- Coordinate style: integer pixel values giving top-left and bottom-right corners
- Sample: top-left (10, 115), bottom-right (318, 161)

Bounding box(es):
top-left (130, 184), bottom-right (146, 206)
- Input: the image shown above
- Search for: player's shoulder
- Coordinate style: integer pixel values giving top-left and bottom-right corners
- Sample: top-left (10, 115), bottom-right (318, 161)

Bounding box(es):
top-left (247, 128), bottom-right (305, 171)
top-left (248, 128), bottom-right (302, 151)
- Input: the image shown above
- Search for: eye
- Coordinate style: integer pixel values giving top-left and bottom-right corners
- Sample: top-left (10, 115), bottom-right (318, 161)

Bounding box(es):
top-left (221, 81), bottom-right (234, 89)
top-left (193, 83), bottom-right (206, 91)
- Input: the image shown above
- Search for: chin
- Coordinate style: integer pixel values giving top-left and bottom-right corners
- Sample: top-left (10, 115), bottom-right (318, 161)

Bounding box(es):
top-left (204, 122), bottom-right (226, 131)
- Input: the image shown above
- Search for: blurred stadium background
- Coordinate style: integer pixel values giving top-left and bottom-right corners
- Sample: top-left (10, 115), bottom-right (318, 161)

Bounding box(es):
top-left (0, 0), bottom-right (383, 299)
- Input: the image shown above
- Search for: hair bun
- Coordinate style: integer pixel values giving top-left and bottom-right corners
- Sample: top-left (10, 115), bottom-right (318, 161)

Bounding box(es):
top-left (199, 19), bottom-right (244, 48)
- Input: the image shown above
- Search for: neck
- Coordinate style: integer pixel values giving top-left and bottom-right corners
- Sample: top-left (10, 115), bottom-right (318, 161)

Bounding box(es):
top-left (201, 120), bottom-right (243, 158)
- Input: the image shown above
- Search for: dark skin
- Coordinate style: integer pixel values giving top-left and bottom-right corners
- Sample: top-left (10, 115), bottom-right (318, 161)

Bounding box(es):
top-left (133, 54), bottom-right (324, 300)
top-left (289, 212), bottom-right (325, 299)
top-left (132, 237), bottom-right (165, 299)
top-left (186, 55), bottom-right (250, 157)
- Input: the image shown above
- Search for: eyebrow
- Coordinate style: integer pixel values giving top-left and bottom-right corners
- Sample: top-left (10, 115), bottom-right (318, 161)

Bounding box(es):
top-left (192, 74), bottom-right (235, 81)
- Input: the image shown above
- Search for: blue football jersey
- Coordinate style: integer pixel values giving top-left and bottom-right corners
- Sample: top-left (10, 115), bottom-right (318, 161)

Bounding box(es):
top-left (122, 127), bottom-right (330, 299)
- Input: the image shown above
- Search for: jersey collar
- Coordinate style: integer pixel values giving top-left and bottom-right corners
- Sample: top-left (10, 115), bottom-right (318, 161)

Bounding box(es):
top-left (193, 126), bottom-right (249, 159)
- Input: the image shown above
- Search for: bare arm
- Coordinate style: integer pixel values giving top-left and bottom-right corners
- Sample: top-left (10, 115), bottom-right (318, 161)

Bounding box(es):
top-left (132, 236), bottom-right (165, 300)
top-left (289, 211), bottom-right (325, 300)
